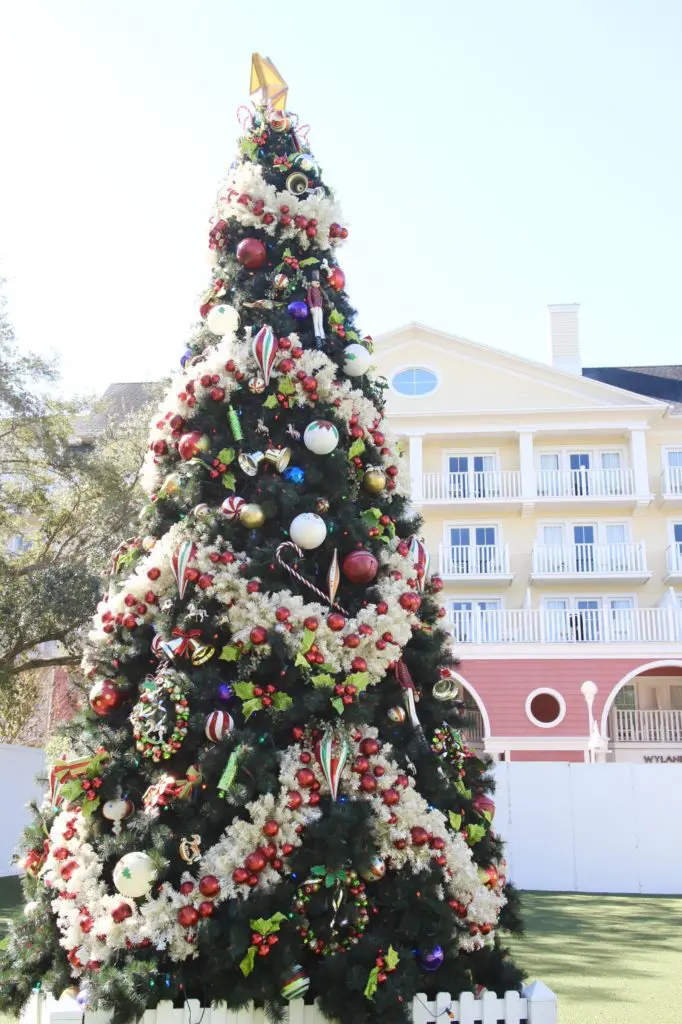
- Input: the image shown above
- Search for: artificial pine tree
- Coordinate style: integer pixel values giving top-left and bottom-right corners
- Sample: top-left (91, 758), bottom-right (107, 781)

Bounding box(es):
top-left (0, 60), bottom-right (524, 1024)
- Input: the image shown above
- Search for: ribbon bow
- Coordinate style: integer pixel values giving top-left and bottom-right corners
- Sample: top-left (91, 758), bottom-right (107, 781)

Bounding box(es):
top-left (161, 627), bottom-right (202, 660)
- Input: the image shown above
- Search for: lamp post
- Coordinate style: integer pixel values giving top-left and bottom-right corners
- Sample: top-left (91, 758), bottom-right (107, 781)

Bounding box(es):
top-left (580, 680), bottom-right (598, 763)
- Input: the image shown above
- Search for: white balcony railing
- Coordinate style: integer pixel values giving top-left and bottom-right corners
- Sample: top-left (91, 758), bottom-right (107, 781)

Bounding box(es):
top-left (447, 607), bottom-right (682, 645)
top-left (532, 542), bottom-right (648, 576)
top-left (536, 467), bottom-right (634, 498)
top-left (422, 471), bottom-right (521, 502)
top-left (662, 466), bottom-right (682, 497)
top-left (613, 708), bottom-right (682, 743)
top-left (461, 710), bottom-right (485, 743)
top-left (439, 544), bottom-right (510, 577)
top-left (667, 543), bottom-right (682, 574)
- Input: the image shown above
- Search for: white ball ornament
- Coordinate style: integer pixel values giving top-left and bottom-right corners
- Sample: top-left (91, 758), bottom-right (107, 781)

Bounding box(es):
top-left (113, 851), bottom-right (157, 898)
top-left (304, 420), bottom-right (339, 455)
top-left (342, 343), bottom-right (372, 377)
top-left (206, 303), bottom-right (239, 336)
top-left (102, 797), bottom-right (133, 835)
top-left (289, 513), bottom-right (327, 550)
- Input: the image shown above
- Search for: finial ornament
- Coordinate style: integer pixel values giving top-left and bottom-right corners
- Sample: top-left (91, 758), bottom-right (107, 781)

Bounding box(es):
top-left (249, 53), bottom-right (288, 110)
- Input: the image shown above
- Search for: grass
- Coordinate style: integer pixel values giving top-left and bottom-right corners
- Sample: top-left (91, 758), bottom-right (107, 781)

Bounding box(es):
top-left (0, 884), bottom-right (680, 1021)
top-left (509, 891), bottom-right (682, 1024)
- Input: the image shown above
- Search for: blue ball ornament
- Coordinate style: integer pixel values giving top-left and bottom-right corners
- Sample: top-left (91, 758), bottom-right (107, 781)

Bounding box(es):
top-left (180, 348), bottom-right (193, 367)
top-left (288, 300), bottom-right (309, 321)
top-left (418, 945), bottom-right (444, 972)
top-left (283, 466), bottom-right (305, 484)
top-left (218, 683), bottom-right (233, 701)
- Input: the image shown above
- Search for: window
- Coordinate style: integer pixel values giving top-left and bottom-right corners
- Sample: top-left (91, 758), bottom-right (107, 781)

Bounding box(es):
top-left (451, 599), bottom-right (502, 642)
top-left (601, 452), bottom-right (623, 494)
top-left (391, 367), bottom-right (438, 397)
top-left (609, 598), bottom-right (636, 641)
top-left (615, 684), bottom-right (637, 711)
top-left (670, 685), bottom-right (682, 711)
top-left (525, 688), bottom-right (567, 728)
top-left (448, 526), bottom-right (498, 574)
top-left (542, 597), bottom-right (602, 642)
top-left (446, 455), bottom-right (496, 498)
top-left (570, 453), bottom-right (591, 495)
top-left (538, 453), bottom-right (560, 495)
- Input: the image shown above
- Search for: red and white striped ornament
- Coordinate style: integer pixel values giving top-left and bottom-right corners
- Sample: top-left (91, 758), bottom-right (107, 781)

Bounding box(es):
top-left (205, 710), bottom-right (234, 742)
top-left (221, 495), bottom-right (246, 520)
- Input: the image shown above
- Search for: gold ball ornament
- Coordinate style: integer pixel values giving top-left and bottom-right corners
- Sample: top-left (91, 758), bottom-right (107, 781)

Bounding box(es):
top-left (433, 677), bottom-right (459, 702)
top-left (248, 376), bottom-right (266, 394)
top-left (363, 467), bottom-right (387, 494)
top-left (239, 503), bottom-right (266, 528)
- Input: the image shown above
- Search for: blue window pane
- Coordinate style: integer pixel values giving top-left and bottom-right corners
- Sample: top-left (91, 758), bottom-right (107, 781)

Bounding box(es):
top-left (392, 367), bottom-right (437, 396)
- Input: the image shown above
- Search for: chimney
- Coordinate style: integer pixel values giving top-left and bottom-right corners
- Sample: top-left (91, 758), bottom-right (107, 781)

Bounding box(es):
top-left (548, 303), bottom-right (581, 374)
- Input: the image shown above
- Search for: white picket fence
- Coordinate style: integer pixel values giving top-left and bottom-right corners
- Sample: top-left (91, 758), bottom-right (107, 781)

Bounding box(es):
top-left (24, 982), bottom-right (557, 1024)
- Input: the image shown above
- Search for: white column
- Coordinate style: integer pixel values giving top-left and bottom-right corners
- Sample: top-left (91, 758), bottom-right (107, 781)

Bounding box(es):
top-left (518, 431), bottom-right (536, 500)
top-left (408, 434), bottom-right (424, 502)
top-left (630, 428), bottom-right (649, 495)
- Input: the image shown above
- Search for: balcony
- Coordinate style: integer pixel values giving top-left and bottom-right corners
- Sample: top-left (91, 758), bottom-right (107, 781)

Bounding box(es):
top-left (536, 467), bottom-right (636, 506)
top-left (665, 544), bottom-right (682, 582)
top-left (661, 467), bottom-right (682, 507)
top-left (531, 543), bottom-right (650, 584)
top-left (612, 709), bottom-right (682, 744)
top-left (447, 607), bottom-right (681, 645)
top-left (438, 544), bottom-right (512, 585)
top-left (422, 471), bottom-right (521, 508)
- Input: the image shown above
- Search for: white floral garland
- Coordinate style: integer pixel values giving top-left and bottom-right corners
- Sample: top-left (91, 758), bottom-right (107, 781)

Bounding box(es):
top-left (41, 727), bottom-right (502, 972)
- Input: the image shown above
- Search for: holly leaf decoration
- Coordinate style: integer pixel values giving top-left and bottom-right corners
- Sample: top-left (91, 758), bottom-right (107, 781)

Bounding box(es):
top-left (360, 508), bottom-right (381, 526)
top-left (328, 309), bottom-right (345, 324)
top-left (385, 945), bottom-right (400, 971)
top-left (217, 448), bottom-right (235, 465)
top-left (299, 257), bottom-right (319, 268)
top-left (344, 330), bottom-right (360, 342)
top-left (263, 394), bottom-right (278, 409)
top-left (311, 673), bottom-right (335, 688)
top-left (466, 824), bottom-right (486, 846)
top-left (240, 139), bottom-right (258, 161)
top-left (278, 376), bottom-right (296, 396)
top-left (345, 671), bottom-right (369, 693)
top-left (348, 439), bottom-right (366, 460)
top-left (271, 692), bottom-right (293, 712)
top-left (81, 797), bottom-right (100, 817)
top-left (240, 945), bottom-right (257, 977)
top-left (300, 628), bottom-right (316, 654)
top-left (219, 645), bottom-right (240, 662)
top-left (295, 652), bottom-right (310, 670)
top-left (221, 472), bottom-right (236, 492)
top-left (241, 698), bottom-right (263, 720)
top-left (233, 682), bottom-right (255, 699)
top-left (448, 811), bottom-right (462, 832)
top-left (331, 697), bottom-right (345, 715)
top-left (364, 966), bottom-right (379, 1001)
top-left (59, 781), bottom-right (83, 803)
top-left (250, 912), bottom-right (285, 936)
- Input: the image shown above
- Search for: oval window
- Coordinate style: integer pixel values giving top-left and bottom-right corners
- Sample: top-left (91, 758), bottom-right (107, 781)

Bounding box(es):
top-left (526, 689), bottom-right (566, 728)
top-left (392, 367), bottom-right (438, 397)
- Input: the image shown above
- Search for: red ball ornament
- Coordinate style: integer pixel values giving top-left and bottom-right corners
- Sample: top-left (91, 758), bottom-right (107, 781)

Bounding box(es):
top-left (245, 851), bottom-right (267, 874)
top-left (342, 550), bottom-right (379, 585)
top-left (179, 881), bottom-right (195, 896)
top-left (177, 906), bottom-right (200, 928)
top-left (111, 903), bottom-right (133, 923)
top-left (287, 790), bottom-right (303, 809)
top-left (296, 768), bottom-right (315, 788)
top-left (263, 820), bottom-right (280, 838)
top-left (250, 626), bottom-right (268, 645)
top-left (431, 576), bottom-right (444, 592)
top-left (351, 657), bottom-right (368, 672)
top-left (410, 826), bottom-right (430, 847)
top-left (360, 773), bottom-right (378, 793)
top-left (233, 867), bottom-right (250, 885)
top-left (399, 592), bottom-right (422, 613)
top-left (89, 679), bottom-right (124, 717)
top-left (359, 737), bottom-right (381, 756)
top-left (382, 788), bottom-right (400, 806)
top-left (328, 267), bottom-right (345, 291)
top-left (198, 901), bottom-right (214, 918)
top-left (304, 616), bottom-right (319, 631)
top-left (327, 612), bottom-right (346, 631)
top-left (275, 607), bottom-right (291, 622)
top-left (178, 431), bottom-right (209, 460)
top-left (236, 237), bottom-right (267, 269)
top-left (198, 875), bottom-right (220, 897)
top-left (344, 633), bottom-right (360, 648)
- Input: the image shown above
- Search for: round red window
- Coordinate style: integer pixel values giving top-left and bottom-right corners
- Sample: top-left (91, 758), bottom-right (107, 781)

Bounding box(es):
top-left (526, 689), bottom-right (565, 727)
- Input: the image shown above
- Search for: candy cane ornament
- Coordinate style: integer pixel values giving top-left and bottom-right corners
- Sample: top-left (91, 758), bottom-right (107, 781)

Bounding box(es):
top-left (275, 542), bottom-right (348, 614)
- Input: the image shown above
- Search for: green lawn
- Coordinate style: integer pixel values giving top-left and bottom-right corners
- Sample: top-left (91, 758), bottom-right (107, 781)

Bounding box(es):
top-left (510, 892), bottom-right (682, 1024)
top-left (1, 885), bottom-right (680, 1022)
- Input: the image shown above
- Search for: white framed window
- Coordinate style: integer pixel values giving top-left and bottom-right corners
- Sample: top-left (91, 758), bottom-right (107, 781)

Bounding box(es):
top-left (446, 524), bottom-right (500, 575)
top-left (444, 451), bottom-right (499, 498)
top-left (450, 598), bottom-right (503, 643)
top-left (615, 684), bottom-right (637, 710)
top-left (391, 367), bottom-right (438, 397)
top-left (525, 688), bottom-right (567, 728)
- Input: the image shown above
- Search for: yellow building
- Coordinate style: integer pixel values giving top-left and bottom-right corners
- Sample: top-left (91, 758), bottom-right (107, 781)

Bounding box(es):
top-left (377, 307), bottom-right (682, 764)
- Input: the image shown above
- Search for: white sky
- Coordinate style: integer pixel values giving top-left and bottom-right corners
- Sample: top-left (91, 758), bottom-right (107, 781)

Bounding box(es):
top-left (1, 0), bottom-right (681, 394)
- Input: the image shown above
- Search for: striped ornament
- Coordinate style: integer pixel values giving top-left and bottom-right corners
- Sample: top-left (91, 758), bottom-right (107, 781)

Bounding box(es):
top-left (172, 541), bottom-right (195, 598)
top-left (281, 964), bottom-right (310, 1001)
top-left (252, 325), bottom-right (278, 385)
top-left (314, 729), bottom-right (348, 801)
top-left (408, 534), bottom-right (430, 591)
top-left (205, 710), bottom-right (234, 742)
top-left (221, 495), bottom-right (246, 520)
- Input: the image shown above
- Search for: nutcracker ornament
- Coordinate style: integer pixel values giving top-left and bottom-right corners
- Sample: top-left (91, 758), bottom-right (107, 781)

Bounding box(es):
top-left (306, 269), bottom-right (328, 348)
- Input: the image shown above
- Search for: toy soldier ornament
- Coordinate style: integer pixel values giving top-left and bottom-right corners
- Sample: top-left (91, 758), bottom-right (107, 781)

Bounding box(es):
top-left (306, 269), bottom-right (329, 348)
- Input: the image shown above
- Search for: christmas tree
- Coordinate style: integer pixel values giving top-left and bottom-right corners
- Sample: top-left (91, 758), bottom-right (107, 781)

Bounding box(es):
top-left (0, 58), bottom-right (524, 1024)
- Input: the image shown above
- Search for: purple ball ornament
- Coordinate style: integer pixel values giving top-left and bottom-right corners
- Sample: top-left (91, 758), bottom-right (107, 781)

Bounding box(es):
top-left (418, 945), bottom-right (444, 972)
top-left (287, 300), bottom-right (309, 321)
top-left (180, 348), bottom-right (193, 367)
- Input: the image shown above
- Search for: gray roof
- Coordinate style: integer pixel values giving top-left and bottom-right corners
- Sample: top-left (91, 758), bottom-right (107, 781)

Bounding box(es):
top-left (583, 365), bottom-right (682, 409)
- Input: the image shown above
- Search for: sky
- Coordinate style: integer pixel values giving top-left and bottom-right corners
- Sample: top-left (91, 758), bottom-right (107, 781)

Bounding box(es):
top-left (1, 0), bottom-right (681, 395)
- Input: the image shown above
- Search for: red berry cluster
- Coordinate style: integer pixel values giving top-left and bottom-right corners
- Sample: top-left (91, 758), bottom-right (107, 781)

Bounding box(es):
top-left (232, 819), bottom-right (293, 888)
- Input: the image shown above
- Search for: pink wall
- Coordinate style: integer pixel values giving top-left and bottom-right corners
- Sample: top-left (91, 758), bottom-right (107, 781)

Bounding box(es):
top-left (456, 657), bottom-right (682, 738)
top-left (510, 750), bottom-right (583, 762)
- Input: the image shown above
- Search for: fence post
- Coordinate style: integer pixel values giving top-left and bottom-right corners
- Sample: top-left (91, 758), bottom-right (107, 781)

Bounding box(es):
top-left (523, 980), bottom-right (557, 1024)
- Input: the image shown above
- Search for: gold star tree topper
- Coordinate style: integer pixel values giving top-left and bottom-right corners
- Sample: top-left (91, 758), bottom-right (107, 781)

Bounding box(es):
top-left (249, 53), bottom-right (288, 110)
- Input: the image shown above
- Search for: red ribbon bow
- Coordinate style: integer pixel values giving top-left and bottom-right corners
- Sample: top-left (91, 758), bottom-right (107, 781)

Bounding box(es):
top-left (165, 627), bottom-right (202, 658)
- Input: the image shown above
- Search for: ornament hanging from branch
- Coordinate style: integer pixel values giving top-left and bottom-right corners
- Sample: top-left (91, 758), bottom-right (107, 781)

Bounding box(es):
top-left (276, 542), bottom-right (348, 614)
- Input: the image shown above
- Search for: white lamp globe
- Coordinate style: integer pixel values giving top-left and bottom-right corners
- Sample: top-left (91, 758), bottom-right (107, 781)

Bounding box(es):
top-left (342, 343), bottom-right (372, 377)
top-left (113, 851), bottom-right (157, 898)
top-left (206, 303), bottom-right (239, 336)
top-left (289, 513), bottom-right (327, 550)
top-left (303, 420), bottom-right (339, 455)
